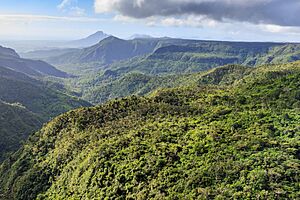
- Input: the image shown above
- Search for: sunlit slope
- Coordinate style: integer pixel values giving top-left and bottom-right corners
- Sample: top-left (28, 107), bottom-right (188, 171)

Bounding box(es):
top-left (0, 62), bottom-right (299, 199)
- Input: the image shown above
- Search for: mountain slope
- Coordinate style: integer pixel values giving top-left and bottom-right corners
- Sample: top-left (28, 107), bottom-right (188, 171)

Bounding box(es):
top-left (0, 46), bottom-right (70, 78)
top-left (0, 101), bottom-right (42, 161)
top-left (1, 62), bottom-right (299, 199)
top-left (0, 66), bottom-right (91, 162)
top-left (81, 65), bottom-right (252, 104)
top-left (0, 66), bottom-right (90, 119)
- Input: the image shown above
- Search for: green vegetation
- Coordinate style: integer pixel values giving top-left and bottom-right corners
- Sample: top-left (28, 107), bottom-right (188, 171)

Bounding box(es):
top-left (0, 66), bottom-right (91, 162)
top-left (1, 62), bottom-right (299, 199)
top-left (0, 101), bottom-right (42, 162)
top-left (49, 38), bottom-right (300, 104)
top-left (79, 65), bottom-right (252, 104)
top-left (0, 66), bottom-right (90, 120)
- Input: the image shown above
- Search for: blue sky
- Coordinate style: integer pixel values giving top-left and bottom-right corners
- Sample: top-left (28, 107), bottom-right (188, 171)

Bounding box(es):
top-left (1, 0), bottom-right (300, 42)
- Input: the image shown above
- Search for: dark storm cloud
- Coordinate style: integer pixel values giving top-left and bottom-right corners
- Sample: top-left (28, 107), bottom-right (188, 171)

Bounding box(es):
top-left (95, 0), bottom-right (300, 26)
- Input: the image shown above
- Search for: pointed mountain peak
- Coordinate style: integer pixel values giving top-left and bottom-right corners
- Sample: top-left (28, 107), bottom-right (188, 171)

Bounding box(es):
top-left (99, 36), bottom-right (124, 44)
top-left (68, 31), bottom-right (110, 47)
top-left (86, 31), bottom-right (109, 39)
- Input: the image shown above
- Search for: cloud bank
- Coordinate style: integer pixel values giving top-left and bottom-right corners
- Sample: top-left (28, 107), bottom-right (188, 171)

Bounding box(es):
top-left (95, 0), bottom-right (300, 27)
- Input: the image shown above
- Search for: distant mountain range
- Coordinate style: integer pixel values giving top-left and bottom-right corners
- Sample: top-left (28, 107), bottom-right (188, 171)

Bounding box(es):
top-left (44, 36), bottom-right (300, 72)
top-left (66, 31), bottom-right (110, 48)
top-left (0, 46), bottom-right (70, 78)
top-left (39, 36), bottom-right (300, 104)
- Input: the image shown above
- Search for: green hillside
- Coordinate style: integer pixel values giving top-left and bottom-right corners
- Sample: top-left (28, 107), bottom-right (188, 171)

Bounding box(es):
top-left (0, 66), bottom-right (90, 120)
top-left (0, 101), bottom-right (42, 161)
top-left (0, 62), bottom-right (299, 199)
top-left (0, 66), bottom-right (91, 162)
top-left (80, 65), bottom-right (252, 104)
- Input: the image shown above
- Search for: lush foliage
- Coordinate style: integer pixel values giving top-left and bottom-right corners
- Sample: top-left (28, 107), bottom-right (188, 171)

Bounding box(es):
top-left (0, 66), bottom-right (90, 120)
top-left (0, 66), bottom-right (91, 162)
top-left (79, 65), bottom-right (251, 104)
top-left (0, 101), bottom-right (42, 162)
top-left (0, 62), bottom-right (299, 199)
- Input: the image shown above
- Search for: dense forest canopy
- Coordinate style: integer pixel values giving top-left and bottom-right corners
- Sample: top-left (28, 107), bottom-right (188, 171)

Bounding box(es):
top-left (0, 61), bottom-right (299, 199)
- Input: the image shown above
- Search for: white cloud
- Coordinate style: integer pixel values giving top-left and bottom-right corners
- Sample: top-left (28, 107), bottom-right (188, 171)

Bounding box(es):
top-left (57, 0), bottom-right (75, 10)
top-left (113, 15), bottom-right (139, 23)
top-left (263, 24), bottom-right (292, 33)
top-left (114, 14), bottom-right (219, 28)
top-left (159, 16), bottom-right (218, 28)
top-left (70, 7), bottom-right (86, 17)
top-left (95, 0), bottom-right (119, 13)
top-left (259, 24), bottom-right (300, 35)
top-left (57, 0), bottom-right (86, 16)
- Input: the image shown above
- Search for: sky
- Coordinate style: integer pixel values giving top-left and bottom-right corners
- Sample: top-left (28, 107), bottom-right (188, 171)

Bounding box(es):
top-left (1, 0), bottom-right (300, 42)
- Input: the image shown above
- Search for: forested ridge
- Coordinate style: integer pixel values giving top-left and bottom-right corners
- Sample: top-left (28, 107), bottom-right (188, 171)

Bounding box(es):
top-left (0, 62), bottom-right (299, 199)
top-left (0, 65), bottom-right (90, 162)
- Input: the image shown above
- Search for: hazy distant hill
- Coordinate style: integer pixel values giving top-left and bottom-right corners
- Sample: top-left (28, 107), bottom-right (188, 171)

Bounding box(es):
top-left (20, 48), bottom-right (78, 60)
top-left (1, 62), bottom-right (299, 199)
top-left (47, 36), bottom-right (160, 66)
top-left (0, 46), bottom-right (70, 78)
